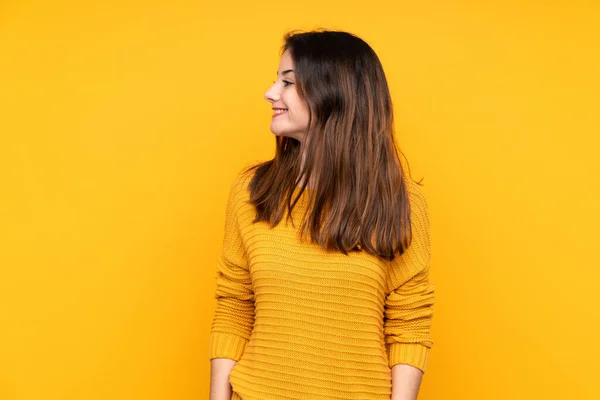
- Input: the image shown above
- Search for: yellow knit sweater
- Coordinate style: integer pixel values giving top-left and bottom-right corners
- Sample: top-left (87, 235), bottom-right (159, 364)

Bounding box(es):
top-left (209, 170), bottom-right (435, 400)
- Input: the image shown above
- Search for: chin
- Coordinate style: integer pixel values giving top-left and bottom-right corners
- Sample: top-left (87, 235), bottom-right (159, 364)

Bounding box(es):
top-left (270, 127), bottom-right (303, 142)
top-left (271, 130), bottom-right (291, 139)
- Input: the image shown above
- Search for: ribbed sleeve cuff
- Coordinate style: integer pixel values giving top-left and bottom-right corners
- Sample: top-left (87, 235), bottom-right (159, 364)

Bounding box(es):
top-left (209, 332), bottom-right (249, 361)
top-left (386, 343), bottom-right (430, 373)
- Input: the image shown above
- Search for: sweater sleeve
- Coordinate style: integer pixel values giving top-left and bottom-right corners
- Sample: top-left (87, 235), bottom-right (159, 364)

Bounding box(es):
top-left (209, 174), bottom-right (255, 361)
top-left (383, 182), bottom-right (435, 374)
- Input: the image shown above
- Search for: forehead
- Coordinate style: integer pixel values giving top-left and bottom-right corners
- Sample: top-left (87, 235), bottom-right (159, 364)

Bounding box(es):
top-left (277, 49), bottom-right (295, 73)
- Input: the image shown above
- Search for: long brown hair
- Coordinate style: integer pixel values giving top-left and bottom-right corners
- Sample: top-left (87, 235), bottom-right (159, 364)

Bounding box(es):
top-left (242, 29), bottom-right (423, 261)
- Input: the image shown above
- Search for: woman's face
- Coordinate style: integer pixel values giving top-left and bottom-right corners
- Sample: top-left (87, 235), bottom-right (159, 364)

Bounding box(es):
top-left (264, 49), bottom-right (310, 142)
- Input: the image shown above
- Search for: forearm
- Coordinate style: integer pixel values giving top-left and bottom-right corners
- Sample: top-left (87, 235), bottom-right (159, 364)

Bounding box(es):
top-left (210, 358), bottom-right (236, 400)
top-left (391, 363), bottom-right (423, 400)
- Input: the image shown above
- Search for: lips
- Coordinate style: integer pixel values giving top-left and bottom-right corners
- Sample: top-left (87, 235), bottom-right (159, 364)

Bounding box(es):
top-left (272, 108), bottom-right (288, 118)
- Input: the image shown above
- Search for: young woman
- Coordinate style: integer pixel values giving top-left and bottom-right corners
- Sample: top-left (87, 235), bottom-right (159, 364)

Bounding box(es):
top-left (209, 29), bottom-right (435, 400)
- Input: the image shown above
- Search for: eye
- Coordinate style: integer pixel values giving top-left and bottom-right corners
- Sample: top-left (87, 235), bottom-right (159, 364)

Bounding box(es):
top-left (273, 80), bottom-right (293, 87)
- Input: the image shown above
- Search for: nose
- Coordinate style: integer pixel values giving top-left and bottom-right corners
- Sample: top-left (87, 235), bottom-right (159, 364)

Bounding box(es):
top-left (264, 82), bottom-right (279, 103)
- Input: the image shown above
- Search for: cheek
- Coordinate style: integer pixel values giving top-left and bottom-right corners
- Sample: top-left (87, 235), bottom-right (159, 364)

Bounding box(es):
top-left (285, 96), bottom-right (309, 119)
top-left (297, 102), bottom-right (310, 122)
top-left (282, 91), bottom-right (297, 107)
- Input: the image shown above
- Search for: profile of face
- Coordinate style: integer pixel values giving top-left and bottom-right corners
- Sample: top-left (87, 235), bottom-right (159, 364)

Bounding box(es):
top-left (264, 49), bottom-right (310, 142)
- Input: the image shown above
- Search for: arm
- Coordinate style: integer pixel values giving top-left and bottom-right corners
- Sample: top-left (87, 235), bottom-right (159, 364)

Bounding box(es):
top-left (209, 174), bottom-right (255, 399)
top-left (210, 358), bottom-right (236, 400)
top-left (391, 364), bottom-right (423, 400)
top-left (384, 183), bottom-right (435, 400)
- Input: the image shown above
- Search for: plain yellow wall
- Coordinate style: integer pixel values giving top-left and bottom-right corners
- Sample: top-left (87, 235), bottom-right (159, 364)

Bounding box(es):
top-left (1, 1), bottom-right (598, 399)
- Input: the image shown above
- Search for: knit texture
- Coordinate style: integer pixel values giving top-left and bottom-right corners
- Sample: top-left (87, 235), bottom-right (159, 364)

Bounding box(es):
top-left (209, 170), bottom-right (435, 400)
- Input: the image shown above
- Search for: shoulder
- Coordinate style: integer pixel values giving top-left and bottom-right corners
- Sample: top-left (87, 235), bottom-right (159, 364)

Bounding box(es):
top-left (405, 178), bottom-right (429, 217)
top-left (226, 167), bottom-right (256, 210)
top-left (403, 179), bottom-right (431, 251)
top-left (230, 168), bottom-right (251, 194)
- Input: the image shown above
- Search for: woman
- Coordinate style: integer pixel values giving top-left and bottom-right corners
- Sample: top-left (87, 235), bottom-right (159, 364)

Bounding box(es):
top-left (209, 29), bottom-right (435, 400)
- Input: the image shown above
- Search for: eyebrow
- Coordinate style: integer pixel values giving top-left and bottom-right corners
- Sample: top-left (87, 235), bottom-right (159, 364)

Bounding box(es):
top-left (277, 69), bottom-right (295, 76)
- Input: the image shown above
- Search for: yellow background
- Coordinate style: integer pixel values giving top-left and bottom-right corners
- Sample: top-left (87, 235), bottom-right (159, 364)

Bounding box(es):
top-left (1, 1), bottom-right (598, 399)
